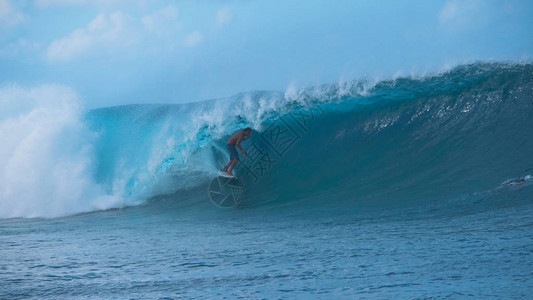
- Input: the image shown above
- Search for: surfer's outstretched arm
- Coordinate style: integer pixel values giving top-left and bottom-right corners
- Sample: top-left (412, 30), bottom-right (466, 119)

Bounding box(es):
top-left (237, 143), bottom-right (247, 157)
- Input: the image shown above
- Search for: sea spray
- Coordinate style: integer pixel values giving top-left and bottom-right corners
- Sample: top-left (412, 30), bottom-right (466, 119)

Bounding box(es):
top-left (0, 85), bottom-right (123, 218)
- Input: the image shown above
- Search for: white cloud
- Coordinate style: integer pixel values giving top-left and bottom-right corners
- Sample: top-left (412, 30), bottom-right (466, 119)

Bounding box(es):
top-left (183, 31), bottom-right (202, 47)
top-left (0, 38), bottom-right (41, 59)
top-left (0, 0), bottom-right (10, 16)
top-left (46, 11), bottom-right (134, 62)
top-left (44, 5), bottom-right (208, 62)
top-left (216, 7), bottom-right (232, 26)
top-left (141, 5), bottom-right (180, 34)
top-left (34, 0), bottom-right (86, 6)
top-left (439, 0), bottom-right (487, 26)
top-left (0, 0), bottom-right (25, 27)
top-left (47, 29), bottom-right (92, 61)
top-left (34, 0), bottom-right (136, 9)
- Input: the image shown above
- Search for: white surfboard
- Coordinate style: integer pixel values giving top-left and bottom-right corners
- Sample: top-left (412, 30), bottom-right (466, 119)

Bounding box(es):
top-left (218, 171), bottom-right (236, 178)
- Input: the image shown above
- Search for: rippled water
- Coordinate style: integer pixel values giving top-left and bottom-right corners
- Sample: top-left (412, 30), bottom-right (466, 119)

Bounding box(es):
top-left (2, 186), bottom-right (532, 299)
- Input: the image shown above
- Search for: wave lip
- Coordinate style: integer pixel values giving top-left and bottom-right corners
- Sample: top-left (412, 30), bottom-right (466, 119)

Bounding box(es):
top-left (217, 62), bottom-right (533, 207)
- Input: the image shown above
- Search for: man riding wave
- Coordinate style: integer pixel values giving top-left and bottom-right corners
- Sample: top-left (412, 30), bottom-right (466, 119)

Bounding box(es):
top-left (221, 127), bottom-right (252, 177)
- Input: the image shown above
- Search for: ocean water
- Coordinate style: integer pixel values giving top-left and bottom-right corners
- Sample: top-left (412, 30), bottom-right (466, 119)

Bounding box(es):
top-left (1, 62), bottom-right (532, 298)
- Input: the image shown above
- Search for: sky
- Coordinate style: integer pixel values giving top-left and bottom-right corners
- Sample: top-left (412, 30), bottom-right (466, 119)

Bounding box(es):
top-left (1, 0), bottom-right (532, 108)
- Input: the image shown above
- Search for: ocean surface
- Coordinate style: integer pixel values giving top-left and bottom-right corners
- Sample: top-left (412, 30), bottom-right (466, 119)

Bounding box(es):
top-left (1, 62), bottom-right (532, 298)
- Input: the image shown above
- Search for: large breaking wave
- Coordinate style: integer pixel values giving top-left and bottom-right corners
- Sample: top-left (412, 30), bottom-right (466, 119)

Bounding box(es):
top-left (1, 62), bottom-right (532, 218)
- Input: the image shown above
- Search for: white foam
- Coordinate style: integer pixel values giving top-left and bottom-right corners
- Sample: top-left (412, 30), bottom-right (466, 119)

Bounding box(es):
top-left (0, 85), bottom-right (124, 218)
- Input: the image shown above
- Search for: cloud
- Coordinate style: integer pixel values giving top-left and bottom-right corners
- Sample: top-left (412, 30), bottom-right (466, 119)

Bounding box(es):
top-left (45, 5), bottom-right (208, 62)
top-left (216, 6), bottom-right (232, 26)
top-left (0, 38), bottom-right (41, 59)
top-left (46, 11), bottom-right (134, 62)
top-left (183, 31), bottom-right (202, 47)
top-left (34, 0), bottom-right (135, 9)
top-left (0, 0), bottom-right (11, 16)
top-left (34, 0), bottom-right (86, 6)
top-left (141, 5), bottom-right (180, 34)
top-left (0, 0), bottom-right (25, 27)
top-left (439, 0), bottom-right (487, 27)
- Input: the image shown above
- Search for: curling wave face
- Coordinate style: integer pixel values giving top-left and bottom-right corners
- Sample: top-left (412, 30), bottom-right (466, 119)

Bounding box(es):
top-left (1, 62), bottom-right (532, 218)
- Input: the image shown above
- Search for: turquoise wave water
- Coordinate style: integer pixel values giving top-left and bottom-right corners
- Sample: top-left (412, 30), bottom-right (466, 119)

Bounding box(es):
top-left (84, 62), bottom-right (533, 211)
top-left (1, 62), bottom-right (531, 218)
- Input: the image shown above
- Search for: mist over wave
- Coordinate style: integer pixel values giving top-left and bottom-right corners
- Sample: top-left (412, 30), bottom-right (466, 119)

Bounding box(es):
top-left (0, 85), bottom-right (124, 218)
top-left (1, 62), bottom-right (532, 218)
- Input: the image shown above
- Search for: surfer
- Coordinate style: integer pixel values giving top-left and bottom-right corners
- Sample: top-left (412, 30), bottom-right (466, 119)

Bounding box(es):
top-left (221, 127), bottom-right (252, 176)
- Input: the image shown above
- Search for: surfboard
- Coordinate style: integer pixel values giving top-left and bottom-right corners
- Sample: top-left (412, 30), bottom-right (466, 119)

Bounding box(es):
top-left (218, 171), bottom-right (236, 178)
